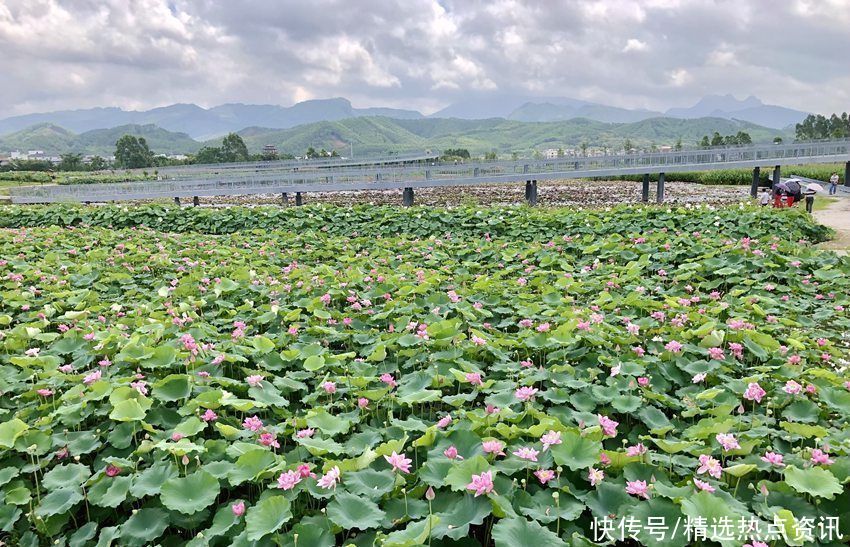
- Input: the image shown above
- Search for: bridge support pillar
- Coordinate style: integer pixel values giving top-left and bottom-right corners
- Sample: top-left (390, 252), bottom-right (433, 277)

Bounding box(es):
top-left (773, 165), bottom-right (781, 192)
top-left (192, 196), bottom-right (199, 207)
top-left (173, 197), bottom-right (180, 206)
top-left (295, 192), bottom-right (303, 206)
top-left (750, 167), bottom-right (760, 198)
top-left (656, 173), bottom-right (665, 204)
top-left (402, 187), bottom-right (414, 207)
top-left (376, 173), bottom-right (382, 182)
top-left (845, 161), bottom-right (849, 188)
top-left (525, 180), bottom-right (538, 206)
top-left (473, 167), bottom-right (480, 177)
top-left (641, 174), bottom-right (650, 202)
top-left (281, 192), bottom-right (289, 206)
top-left (425, 170), bottom-right (431, 180)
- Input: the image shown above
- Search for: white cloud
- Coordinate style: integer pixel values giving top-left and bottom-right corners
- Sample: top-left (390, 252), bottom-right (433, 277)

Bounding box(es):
top-left (0, 0), bottom-right (847, 117)
top-left (623, 39), bottom-right (648, 53)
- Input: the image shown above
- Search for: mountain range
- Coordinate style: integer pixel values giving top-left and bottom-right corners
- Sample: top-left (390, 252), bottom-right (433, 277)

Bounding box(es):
top-left (0, 94), bottom-right (808, 144)
top-left (0, 116), bottom-right (788, 158)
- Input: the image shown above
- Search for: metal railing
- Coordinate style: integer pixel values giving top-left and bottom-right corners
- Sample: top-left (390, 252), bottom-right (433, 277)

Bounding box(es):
top-left (10, 139), bottom-right (850, 203)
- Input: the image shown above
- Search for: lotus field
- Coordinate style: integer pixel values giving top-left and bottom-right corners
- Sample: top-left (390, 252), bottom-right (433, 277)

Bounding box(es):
top-left (1, 204), bottom-right (850, 547)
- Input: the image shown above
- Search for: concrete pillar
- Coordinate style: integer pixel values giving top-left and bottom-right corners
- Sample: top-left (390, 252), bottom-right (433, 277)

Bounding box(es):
top-left (750, 166), bottom-right (760, 198)
top-left (402, 187), bottom-right (414, 206)
top-left (845, 161), bottom-right (850, 188)
top-left (526, 180), bottom-right (538, 206)
top-left (376, 173), bottom-right (382, 182)
top-left (772, 165), bottom-right (781, 192)
top-left (523, 164), bottom-right (529, 174)
top-left (656, 173), bottom-right (665, 204)
top-left (473, 167), bottom-right (480, 177)
top-left (425, 170), bottom-right (431, 180)
top-left (295, 192), bottom-right (303, 206)
top-left (281, 192), bottom-right (289, 206)
top-left (641, 174), bottom-right (650, 203)
top-left (173, 197), bottom-right (180, 205)
top-left (192, 196), bottom-right (199, 207)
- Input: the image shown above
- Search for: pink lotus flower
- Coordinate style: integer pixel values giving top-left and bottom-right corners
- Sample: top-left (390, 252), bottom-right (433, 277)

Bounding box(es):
top-left (534, 469), bottom-right (555, 485)
top-left (515, 386), bottom-right (538, 401)
top-left (470, 335), bottom-right (486, 346)
top-left (246, 375), bottom-right (263, 387)
top-left (296, 428), bottom-right (315, 438)
top-left (588, 467), bottom-right (604, 486)
top-left (626, 443), bottom-right (647, 457)
top-left (171, 433), bottom-right (184, 442)
top-left (761, 451), bottom-right (785, 467)
top-left (664, 340), bottom-right (683, 353)
top-left (105, 465), bottom-right (121, 477)
top-left (811, 448), bottom-right (834, 465)
top-left (297, 464), bottom-right (316, 478)
top-left (466, 471), bottom-right (494, 497)
top-left (317, 466), bottom-right (341, 489)
top-left (697, 454), bottom-right (723, 478)
top-left (465, 372), bottom-right (483, 386)
top-left (598, 414), bottom-right (619, 437)
top-left (693, 478), bottom-right (715, 493)
top-left (259, 432), bottom-right (279, 448)
top-left (321, 381), bottom-right (336, 394)
top-left (380, 373), bottom-right (397, 388)
top-left (625, 480), bottom-right (650, 499)
top-left (277, 470), bottom-right (301, 490)
top-left (744, 542), bottom-right (769, 547)
top-left (637, 376), bottom-right (650, 387)
top-left (443, 445), bottom-right (462, 460)
top-left (599, 453), bottom-right (611, 465)
top-left (692, 372), bottom-right (707, 383)
top-left (320, 293), bottom-right (331, 305)
top-left (518, 319), bottom-right (533, 328)
top-left (231, 501), bottom-right (245, 517)
top-left (520, 359), bottom-right (533, 368)
top-left (540, 430), bottom-right (562, 451)
top-left (130, 381), bottom-right (148, 396)
top-left (83, 370), bottom-right (102, 385)
top-left (59, 364), bottom-right (74, 373)
top-left (627, 323), bottom-right (640, 335)
top-left (633, 346), bottom-right (645, 357)
top-left (436, 414), bottom-right (452, 429)
top-left (36, 388), bottom-right (53, 397)
top-left (201, 409), bottom-right (217, 422)
top-left (384, 451), bottom-right (413, 474)
top-left (482, 440), bottom-right (505, 456)
top-left (707, 347), bottom-right (725, 360)
top-left (787, 354), bottom-right (801, 365)
top-left (743, 382), bottom-right (766, 403)
top-left (784, 380), bottom-right (803, 394)
top-left (243, 415), bottom-right (263, 432)
top-left (536, 323), bottom-right (550, 332)
top-left (358, 397), bottom-right (369, 409)
top-left (512, 446), bottom-right (539, 462)
top-left (716, 433), bottom-right (740, 452)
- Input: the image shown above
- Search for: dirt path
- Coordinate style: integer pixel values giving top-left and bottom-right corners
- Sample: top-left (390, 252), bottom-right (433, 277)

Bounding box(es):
top-left (813, 196), bottom-right (850, 251)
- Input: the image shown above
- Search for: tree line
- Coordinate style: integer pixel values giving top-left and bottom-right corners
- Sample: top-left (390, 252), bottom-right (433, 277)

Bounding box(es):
top-left (795, 113), bottom-right (850, 140)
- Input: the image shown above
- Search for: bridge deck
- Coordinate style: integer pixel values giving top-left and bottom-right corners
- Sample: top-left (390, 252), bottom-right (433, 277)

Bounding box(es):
top-left (10, 140), bottom-right (850, 203)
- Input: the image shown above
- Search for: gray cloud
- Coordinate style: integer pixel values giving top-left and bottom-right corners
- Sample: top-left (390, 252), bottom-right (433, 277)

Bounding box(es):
top-left (0, 0), bottom-right (848, 117)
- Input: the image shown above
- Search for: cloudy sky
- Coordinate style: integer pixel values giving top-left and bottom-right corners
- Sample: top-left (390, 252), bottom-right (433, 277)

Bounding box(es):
top-left (1, 0), bottom-right (848, 117)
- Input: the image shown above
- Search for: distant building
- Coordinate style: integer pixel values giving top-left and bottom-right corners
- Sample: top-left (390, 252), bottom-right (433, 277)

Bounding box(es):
top-left (10, 150), bottom-right (24, 159)
top-left (658, 145), bottom-right (673, 153)
top-left (262, 144), bottom-right (279, 160)
top-left (544, 148), bottom-right (560, 159)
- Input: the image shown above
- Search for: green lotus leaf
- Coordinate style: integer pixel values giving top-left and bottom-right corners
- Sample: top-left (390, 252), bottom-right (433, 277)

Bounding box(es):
top-left (327, 491), bottom-right (385, 530)
top-left (42, 464), bottom-right (91, 490)
top-left (36, 486), bottom-right (84, 517)
top-left (119, 508), bottom-right (169, 546)
top-left (783, 465), bottom-right (842, 499)
top-left (160, 470), bottom-right (220, 514)
top-left (491, 517), bottom-right (567, 547)
top-left (0, 418), bottom-right (28, 448)
top-left (87, 476), bottom-right (131, 508)
top-left (153, 374), bottom-right (191, 401)
top-left (381, 515), bottom-right (440, 547)
top-left (245, 495), bottom-right (293, 540)
top-left (550, 431), bottom-right (599, 470)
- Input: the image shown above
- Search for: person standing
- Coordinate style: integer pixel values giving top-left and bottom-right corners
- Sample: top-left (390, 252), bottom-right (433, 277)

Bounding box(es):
top-left (829, 172), bottom-right (839, 195)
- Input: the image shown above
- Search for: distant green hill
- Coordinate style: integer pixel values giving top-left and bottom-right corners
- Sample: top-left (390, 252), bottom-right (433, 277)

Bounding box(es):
top-left (235, 116), bottom-right (788, 156)
top-left (0, 123), bottom-right (201, 156)
top-left (0, 116), bottom-right (789, 158)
